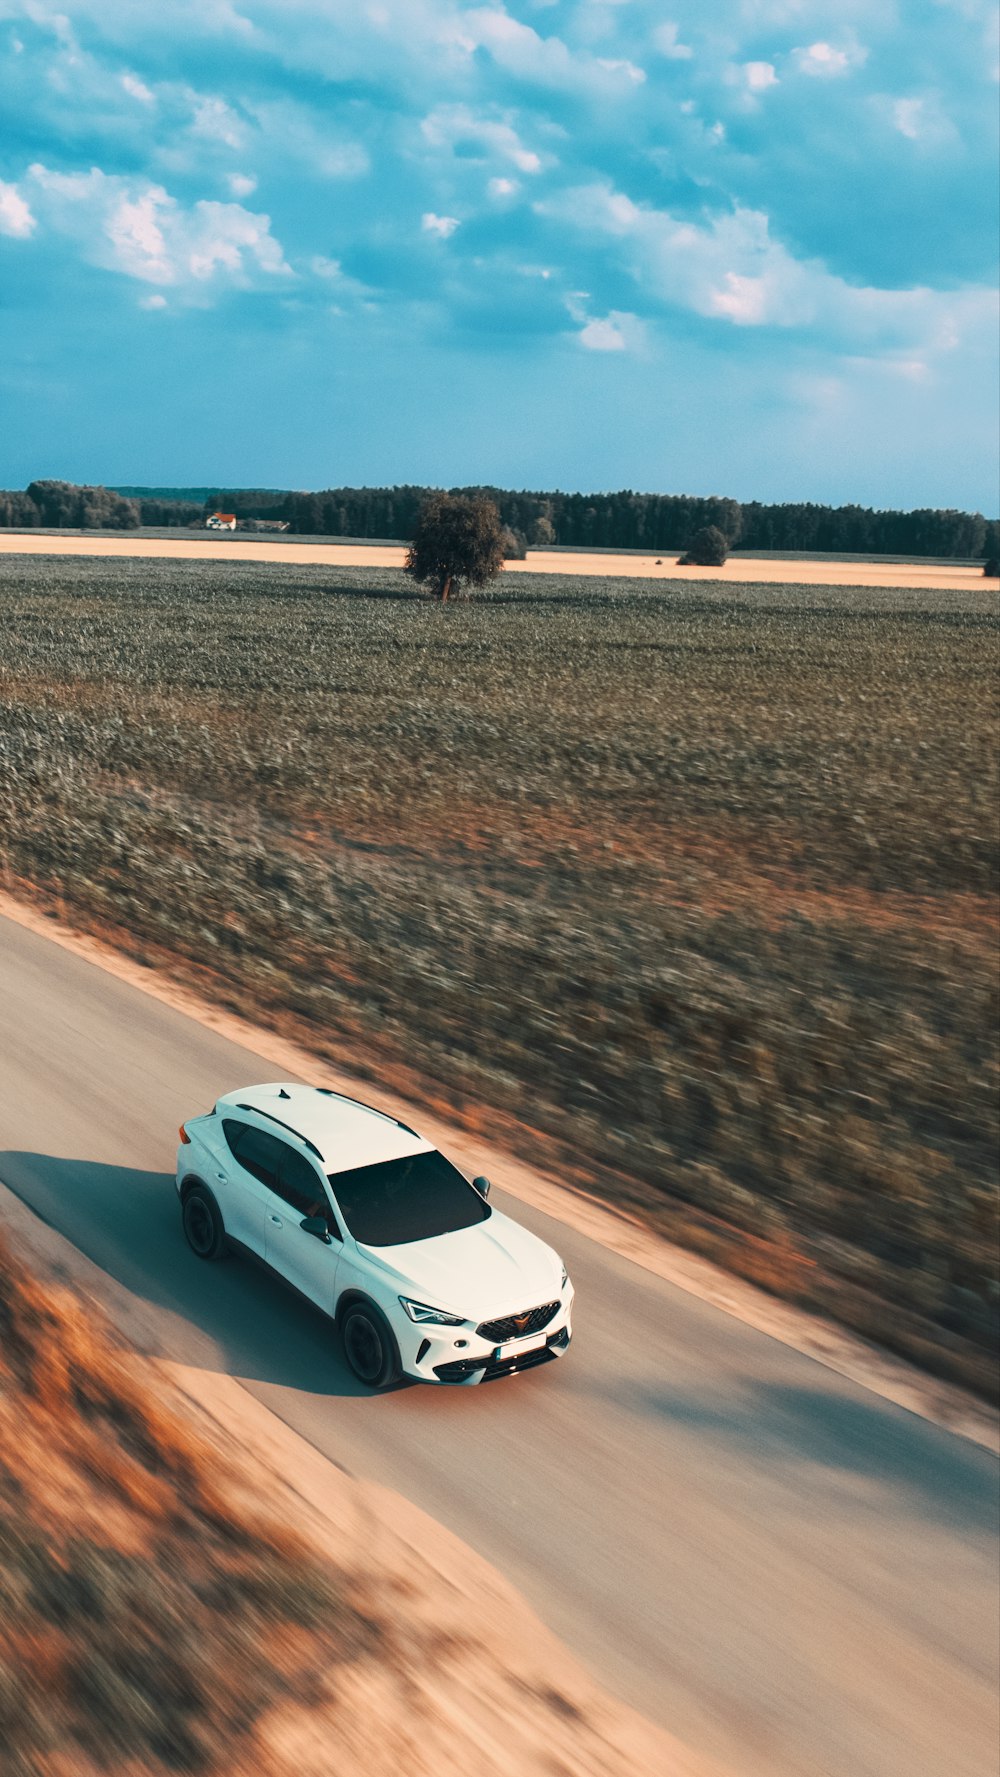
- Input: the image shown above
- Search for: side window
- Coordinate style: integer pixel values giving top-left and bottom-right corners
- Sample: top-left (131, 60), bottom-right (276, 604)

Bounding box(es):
top-left (222, 1119), bottom-right (250, 1164)
top-left (223, 1122), bottom-right (286, 1192)
top-left (273, 1143), bottom-right (341, 1236)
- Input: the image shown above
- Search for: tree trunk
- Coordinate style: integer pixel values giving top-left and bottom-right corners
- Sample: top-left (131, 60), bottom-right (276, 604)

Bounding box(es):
top-left (441, 575), bottom-right (452, 602)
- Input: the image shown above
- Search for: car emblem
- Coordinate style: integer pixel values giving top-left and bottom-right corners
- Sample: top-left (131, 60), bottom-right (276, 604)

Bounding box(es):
top-left (514, 1312), bottom-right (530, 1330)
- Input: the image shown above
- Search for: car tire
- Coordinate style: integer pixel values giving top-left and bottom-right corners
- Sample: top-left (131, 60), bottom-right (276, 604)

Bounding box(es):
top-left (181, 1185), bottom-right (228, 1261)
top-left (340, 1301), bottom-right (401, 1389)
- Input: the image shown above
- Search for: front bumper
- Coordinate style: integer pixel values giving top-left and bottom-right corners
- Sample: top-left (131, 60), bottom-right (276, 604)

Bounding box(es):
top-left (399, 1291), bottom-right (574, 1385)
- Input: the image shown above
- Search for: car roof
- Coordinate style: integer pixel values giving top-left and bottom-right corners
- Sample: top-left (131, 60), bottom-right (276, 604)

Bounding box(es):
top-left (215, 1083), bottom-right (432, 1175)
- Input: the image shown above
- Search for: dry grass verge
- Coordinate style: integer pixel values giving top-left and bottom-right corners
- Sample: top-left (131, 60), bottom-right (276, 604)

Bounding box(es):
top-left (0, 1233), bottom-right (382, 1777)
top-left (0, 1230), bottom-right (700, 1777)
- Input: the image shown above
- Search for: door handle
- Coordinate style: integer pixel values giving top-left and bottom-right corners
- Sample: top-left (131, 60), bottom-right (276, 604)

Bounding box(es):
top-left (269, 1214), bottom-right (283, 1226)
top-left (215, 1172), bottom-right (227, 1183)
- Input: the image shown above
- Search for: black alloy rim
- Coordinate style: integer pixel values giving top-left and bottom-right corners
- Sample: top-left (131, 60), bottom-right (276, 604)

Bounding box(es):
top-left (185, 1197), bottom-right (214, 1254)
top-left (346, 1315), bottom-right (383, 1382)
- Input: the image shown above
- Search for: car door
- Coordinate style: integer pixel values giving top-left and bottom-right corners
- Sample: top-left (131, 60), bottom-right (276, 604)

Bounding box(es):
top-left (218, 1120), bottom-right (288, 1257)
top-left (262, 1139), bottom-right (342, 1314)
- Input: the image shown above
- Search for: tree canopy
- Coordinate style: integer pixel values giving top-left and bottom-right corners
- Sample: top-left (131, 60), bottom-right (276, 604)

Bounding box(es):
top-left (0, 479), bottom-right (996, 562)
top-left (679, 525), bottom-right (729, 567)
top-left (404, 493), bottom-right (506, 601)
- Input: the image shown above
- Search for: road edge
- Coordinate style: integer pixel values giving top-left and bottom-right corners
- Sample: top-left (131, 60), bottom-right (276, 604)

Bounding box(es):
top-left (1, 886), bottom-right (996, 1455)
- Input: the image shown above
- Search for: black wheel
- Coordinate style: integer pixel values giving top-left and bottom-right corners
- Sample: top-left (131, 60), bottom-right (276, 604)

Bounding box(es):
top-left (182, 1186), bottom-right (227, 1261)
top-left (341, 1303), bottom-right (400, 1389)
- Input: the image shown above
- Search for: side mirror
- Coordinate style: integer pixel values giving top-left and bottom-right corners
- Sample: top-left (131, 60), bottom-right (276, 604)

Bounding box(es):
top-left (473, 1175), bottom-right (491, 1200)
top-left (300, 1215), bottom-right (331, 1242)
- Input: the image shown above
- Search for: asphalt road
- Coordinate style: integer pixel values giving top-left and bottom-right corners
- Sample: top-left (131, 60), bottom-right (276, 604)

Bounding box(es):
top-left (1, 911), bottom-right (997, 1777)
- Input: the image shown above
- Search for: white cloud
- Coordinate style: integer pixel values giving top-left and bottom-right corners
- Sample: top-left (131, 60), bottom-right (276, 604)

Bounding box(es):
top-left (243, 100), bottom-right (368, 179)
top-left (458, 7), bottom-right (648, 93)
top-left (743, 61), bottom-right (778, 91)
top-left (0, 178), bottom-right (35, 238)
top-left (540, 180), bottom-right (996, 363)
top-left (26, 163), bottom-right (290, 296)
top-left (189, 94), bottom-right (245, 149)
top-left (421, 105), bottom-right (543, 173)
top-left (653, 22), bottom-right (693, 60)
top-left (884, 93), bottom-right (957, 144)
top-left (579, 315), bottom-right (627, 350)
top-left (227, 171), bottom-right (258, 197)
top-left (139, 293), bottom-right (168, 309)
top-left (307, 252), bottom-right (376, 309)
top-left (893, 97), bottom-right (924, 138)
top-left (708, 272), bottom-right (771, 325)
top-left (596, 58), bottom-right (646, 84)
top-left (488, 176), bottom-right (520, 197)
top-left (121, 72), bottom-right (154, 104)
top-left (421, 211), bottom-right (460, 238)
top-left (792, 40), bottom-right (867, 77)
top-left (565, 291), bottom-right (643, 351)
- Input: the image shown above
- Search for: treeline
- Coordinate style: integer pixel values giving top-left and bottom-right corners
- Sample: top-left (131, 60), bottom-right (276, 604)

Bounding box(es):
top-left (0, 481), bottom-right (203, 529)
top-left (214, 484), bottom-right (1000, 559)
top-left (1, 478), bottom-right (997, 557)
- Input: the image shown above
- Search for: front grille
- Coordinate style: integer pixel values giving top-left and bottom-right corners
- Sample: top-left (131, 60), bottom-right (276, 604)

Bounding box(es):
top-left (483, 1344), bottom-right (556, 1380)
top-left (433, 1341), bottom-right (559, 1384)
top-left (476, 1300), bottom-right (560, 1344)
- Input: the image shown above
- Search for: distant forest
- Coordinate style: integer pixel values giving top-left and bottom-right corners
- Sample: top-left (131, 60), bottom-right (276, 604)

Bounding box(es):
top-left (2, 477), bottom-right (997, 559)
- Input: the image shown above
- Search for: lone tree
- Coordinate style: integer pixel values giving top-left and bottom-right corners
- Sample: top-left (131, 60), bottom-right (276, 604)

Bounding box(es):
top-left (405, 492), bottom-right (506, 601)
top-left (679, 525), bottom-right (729, 567)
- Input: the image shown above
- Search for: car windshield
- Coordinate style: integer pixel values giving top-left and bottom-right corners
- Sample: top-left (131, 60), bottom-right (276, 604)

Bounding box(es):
top-left (327, 1150), bottom-right (490, 1246)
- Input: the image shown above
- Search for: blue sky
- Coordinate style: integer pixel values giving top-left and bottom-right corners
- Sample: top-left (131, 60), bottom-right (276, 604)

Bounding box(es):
top-left (1, 1), bottom-right (997, 508)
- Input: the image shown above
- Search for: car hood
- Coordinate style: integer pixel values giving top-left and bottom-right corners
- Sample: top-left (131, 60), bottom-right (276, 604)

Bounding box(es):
top-left (358, 1210), bottom-right (562, 1320)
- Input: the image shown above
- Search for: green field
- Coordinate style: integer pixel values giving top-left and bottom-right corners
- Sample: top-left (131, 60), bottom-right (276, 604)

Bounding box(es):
top-left (1, 555), bottom-right (997, 1393)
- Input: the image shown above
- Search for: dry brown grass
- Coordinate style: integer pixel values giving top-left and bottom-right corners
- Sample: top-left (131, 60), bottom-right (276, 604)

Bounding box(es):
top-left (0, 1234), bottom-right (383, 1777)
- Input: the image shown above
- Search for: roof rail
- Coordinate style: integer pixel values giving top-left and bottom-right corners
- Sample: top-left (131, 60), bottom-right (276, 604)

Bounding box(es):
top-left (236, 1103), bottom-right (323, 1161)
top-left (315, 1086), bottom-right (418, 1138)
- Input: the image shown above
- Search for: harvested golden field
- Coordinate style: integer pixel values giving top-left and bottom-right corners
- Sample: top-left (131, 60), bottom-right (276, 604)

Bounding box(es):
top-left (0, 554), bottom-right (997, 1393)
top-left (0, 529), bottom-right (993, 589)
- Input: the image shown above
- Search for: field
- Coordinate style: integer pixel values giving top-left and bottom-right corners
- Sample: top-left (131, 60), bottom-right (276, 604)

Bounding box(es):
top-left (1, 553), bottom-right (997, 1394)
top-left (0, 529), bottom-right (992, 589)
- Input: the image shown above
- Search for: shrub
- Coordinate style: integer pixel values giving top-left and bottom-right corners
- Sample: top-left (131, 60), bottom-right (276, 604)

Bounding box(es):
top-left (501, 526), bottom-right (528, 560)
top-left (679, 525), bottom-right (729, 567)
top-left (984, 558), bottom-right (999, 578)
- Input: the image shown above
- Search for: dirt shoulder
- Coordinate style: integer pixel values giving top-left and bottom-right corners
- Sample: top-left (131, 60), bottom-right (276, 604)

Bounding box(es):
top-left (0, 529), bottom-right (993, 589)
top-left (0, 1183), bottom-right (711, 1777)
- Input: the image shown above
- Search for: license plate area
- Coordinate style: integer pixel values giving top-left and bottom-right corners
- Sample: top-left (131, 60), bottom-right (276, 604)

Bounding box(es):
top-left (494, 1334), bottom-right (547, 1362)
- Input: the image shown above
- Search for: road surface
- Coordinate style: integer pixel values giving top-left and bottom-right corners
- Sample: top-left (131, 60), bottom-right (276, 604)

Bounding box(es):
top-left (0, 910), bottom-right (996, 1777)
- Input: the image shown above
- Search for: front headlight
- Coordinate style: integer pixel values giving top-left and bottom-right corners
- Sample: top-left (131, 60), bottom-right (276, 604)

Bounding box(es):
top-left (560, 1263), bottom-right (570, 1291)
top-left (399, 1297), bottom-right (466, 1326)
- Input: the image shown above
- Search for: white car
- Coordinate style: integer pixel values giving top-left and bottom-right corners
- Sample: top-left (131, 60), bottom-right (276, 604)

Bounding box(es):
top-left (176, 1082), bottom-right (574, 1387)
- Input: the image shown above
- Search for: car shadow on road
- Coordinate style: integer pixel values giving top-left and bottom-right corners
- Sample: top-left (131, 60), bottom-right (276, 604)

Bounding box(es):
top-left (0, 1151), bottom-right (405, 1400)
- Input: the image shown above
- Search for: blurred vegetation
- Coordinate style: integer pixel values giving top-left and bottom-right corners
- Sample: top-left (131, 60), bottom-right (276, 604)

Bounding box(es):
top-left (0, 1234), bottom-right (380, 1775)
top-left (0, 556), bottom-right (997, 1395)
